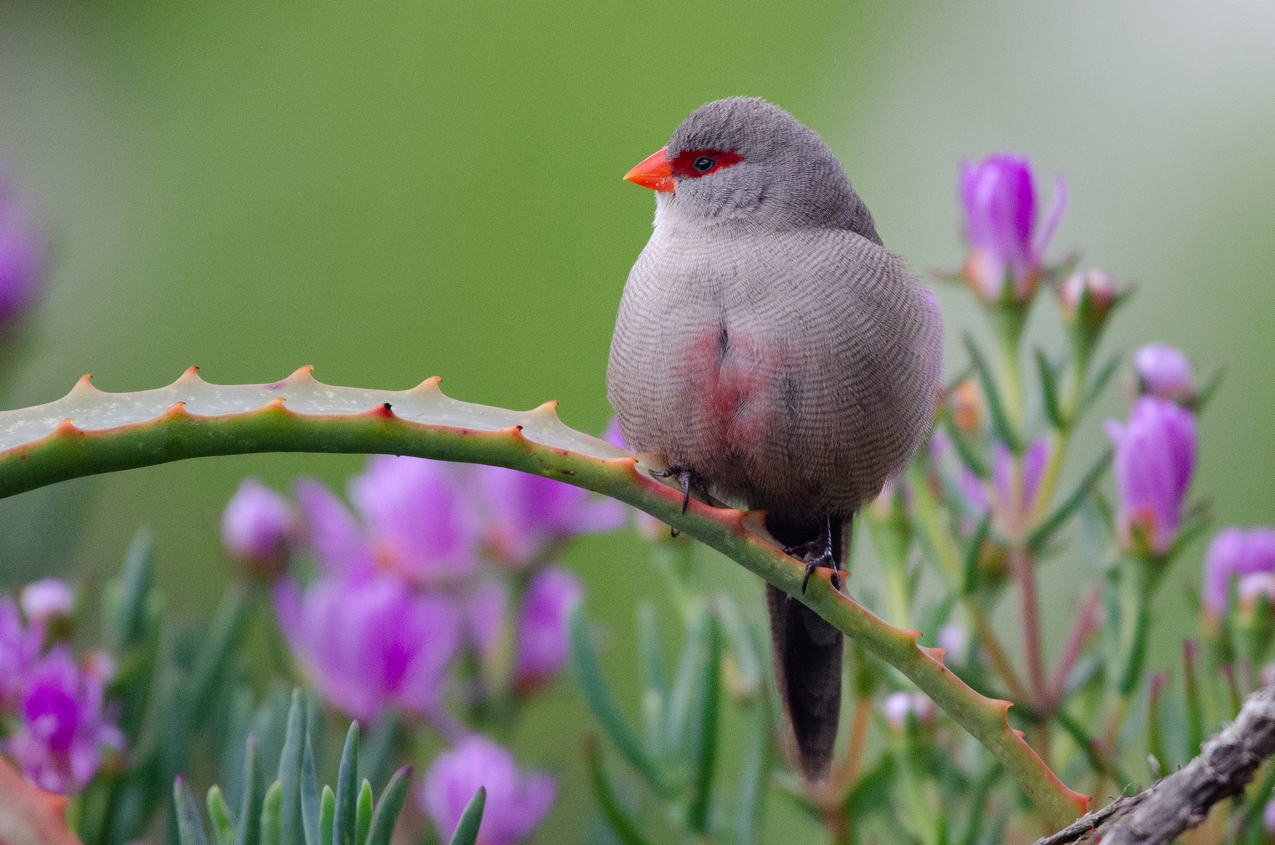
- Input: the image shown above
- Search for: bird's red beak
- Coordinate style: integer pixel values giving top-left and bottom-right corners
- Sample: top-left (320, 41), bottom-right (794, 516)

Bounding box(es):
top-left (625, 147), bottom-right (676, 192)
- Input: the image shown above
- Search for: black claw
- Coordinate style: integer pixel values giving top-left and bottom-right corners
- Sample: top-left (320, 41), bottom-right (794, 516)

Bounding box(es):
top-left (670, 527), bottom-right (680, 538)
top-left (801, 559), bottom-right (817, 593)
top-left (787, 516), bottom-right (842, 594)
top-left (649, 465), bottom-right (710, 514)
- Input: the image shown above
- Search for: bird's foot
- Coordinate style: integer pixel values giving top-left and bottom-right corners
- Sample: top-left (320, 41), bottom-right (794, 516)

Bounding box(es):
top-left (648, 464), bottom-right (711, 538)
top-left (784, 517), bottom-right (842, 593)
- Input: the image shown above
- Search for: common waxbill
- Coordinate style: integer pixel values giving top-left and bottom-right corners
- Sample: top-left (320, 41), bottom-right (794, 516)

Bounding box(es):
top-left (607, 97), bottom-right (942, 780)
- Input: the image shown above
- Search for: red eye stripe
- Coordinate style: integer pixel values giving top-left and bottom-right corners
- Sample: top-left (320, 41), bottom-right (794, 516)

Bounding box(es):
top-left (668, 149), bottom-right (744, 179)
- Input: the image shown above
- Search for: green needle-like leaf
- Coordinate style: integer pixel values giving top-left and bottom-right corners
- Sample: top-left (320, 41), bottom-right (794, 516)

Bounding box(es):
top-left (277, 690), bottom-right (306, 845)
top-left (1027, 450), bottom-right (1112, 555)
top-left (190, 589), bottom-right (253, 729)
top-left (448, 788), bottom-right (487, 845)
top-left (569, 605), bottom-right (670, 796)
top-left (667, 604), bottom-right (709, 757)
top-left (208, 786), bottom-right (237, 845)
top-left (319, 787), bottom-right (334, 845)
top-left (735, 699), bottom-right (770, 845)
top-left (585, 739), bottom-right (653, 845)
top-left (962, 515), bottom-right (992, 596)
top-left (354, 781), bottom-right (372, 845)
top-left (333, 723), bottom-right (360, 845)
top-left (301, 734), bottom-right (321, 845)
top-left (239, 736), bottom-right (261, 845)
top-left (365, 766), bottom-right (412, 845)
top-left (964, 334), bottom-right (1022, 452)
top-left (175, 776), bottom-right (211, 845)
top-left (1034, 348), bottom-right (1065, 429)
top-left (637, 602), bottom-right (668, 754)
top-left (1080, 354), bottom-right (1120, 415)
top-left (259, 782), bottom-right (283, 845)
top-left (686, 608), bottom-right (723, 834)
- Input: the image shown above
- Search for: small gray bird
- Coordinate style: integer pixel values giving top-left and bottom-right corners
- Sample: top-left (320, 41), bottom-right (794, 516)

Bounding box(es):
top-left (607, 97), bottom-right (942, 780)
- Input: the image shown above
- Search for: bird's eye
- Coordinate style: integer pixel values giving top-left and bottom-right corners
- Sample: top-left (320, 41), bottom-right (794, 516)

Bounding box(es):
top-left (693, 156), bottom-right (716, 173)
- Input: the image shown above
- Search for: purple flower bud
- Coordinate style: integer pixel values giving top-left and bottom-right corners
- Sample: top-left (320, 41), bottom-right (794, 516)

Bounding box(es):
top-left (19, 579), bottom-right (74, 629)
top-left (476, 464), bottom-right (625, 569)
top-left (959, 153), bottom-right (1067, 303)
top-left (1059, 269), bottom-right (1118, 326)
top-left (1202, 526), bottom-right (1275, 614)
top-left (420, 735), bottom-right (556, 845)
top-left (222, 479), bottom-right (295, 574)
top-left (1265, 798), bottom-right (1275, 836)
top-left (937, 624), bottom-right (969, 661)
top-left (0, 597), bottom-right (42, 710)
top-left (349, 456), bottom-right (482, 586)
top-left (882, 691), bottom-right (936, 731)
top-left (272, 572), bottom-right (461, 722)
top-left (513, 566), bottom-right (583, 693)
top-left (5, 645), bottom-right (124, 794)
top-left (1106, 397), bottom-right (1197, 556)
top-left (0, 163), bottom-right (47, 330)
top-left (1134, 344), bottom-right (1194, 404)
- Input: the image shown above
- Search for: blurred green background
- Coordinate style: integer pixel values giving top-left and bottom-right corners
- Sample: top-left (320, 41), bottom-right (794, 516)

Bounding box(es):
top-left (1, 1), bottom-right (1272, 841)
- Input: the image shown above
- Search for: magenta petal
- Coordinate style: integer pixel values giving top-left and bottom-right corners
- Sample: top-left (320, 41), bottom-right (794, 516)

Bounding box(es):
top-left (514, 567), bottom-right (584, 689)
top-left (1134, 344), bottom-right (1194, 401)
top-left (295, 479), bottom-right (374, 576)
top-left (1203, 526), bottom-right (1275, 613)
top-left (222, 478), bottom-right (294, 564)
top-left (1107, 397), bottom-right (1197, 553)
top-left (1032, 173), bottom-right (1068, 264)
top-left (420, 736), bottom-right (556, 845)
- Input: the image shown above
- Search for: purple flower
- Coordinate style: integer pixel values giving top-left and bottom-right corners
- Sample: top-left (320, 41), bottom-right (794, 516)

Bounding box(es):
top-left (882, 691), bottom-right (936, 731)
top-left (1106, 397), bottom-right (1197, 555)
top-left (476, 464), bottom-right (625, 568)
top-left (1202, 526), bottom-right (1275, 614)
top-left (513, 567), bottom-right (583, 693)
top-left (1059, 269), bottom-right (1119, 326)
top-left (273, 572), bottom-right (461, 722)
top-left (958, 439), bottom-right (1049, 537)
top-left (19, 579), bottom-right (74, 630)
top-left (420, 735), bottom-right (556, 845)
top-left (0, 164), bottom-right (47, 329)
top-left (1134, 344), bottom-right (1194, 404)
top-left (349, 456), bottom-right (482, 586)
top-left (0, 597), bottom-right (42, 710)
top-left (5, 645), bottom-right (124, 794)
top-left (222, 479), bottom-right (295, 574)
top-left (959, 153), bottom-right (1067, 303)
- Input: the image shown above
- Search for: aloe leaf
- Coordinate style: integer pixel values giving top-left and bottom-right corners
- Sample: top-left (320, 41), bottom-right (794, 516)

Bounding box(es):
top-left (277, 689), bottom-right (306, 845)
top-left (333, 723), bottom-right (360, 845)
top-left (354, 781), bottom-right (373, 845)
top-left (260, 782), bottom-right (283, 845)
top-left (208, 787), bottom-right (237, 845)
top-left (365, 766), bottom-right (412, 845)
top-left (175, 776), bottom-right (212, 845)
top-left (963, 335), bottom-right (1022, 452)
top-left (686, 608), bottom-right (723, 834)
top-left (569, 605), bottom-right (669, 796)
top-left (1034, 348), bottom-right (1065, 429)
top-left (448, 788), bottom-right (486, 845)
top-left (301, 733), bottom-right (321, 845)
top-left (585, 739), bottom-right (653, 845)
top-left (0, 368), bottom-right (1086, 827)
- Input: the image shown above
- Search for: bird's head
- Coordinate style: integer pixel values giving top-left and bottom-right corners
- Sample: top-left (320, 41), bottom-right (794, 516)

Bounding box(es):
top-left (625, 97), bottom-right (874, 237)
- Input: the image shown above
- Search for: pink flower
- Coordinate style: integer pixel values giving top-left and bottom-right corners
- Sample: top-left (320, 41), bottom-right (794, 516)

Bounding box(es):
top-left (221, 479), bottom-right (295, 574)
top-left (1134, 344), bottom-right (1194, 404)
top-left (513, 567), bottom-right (583, 693)
top-left (959, 153), bottom-right (1067, 303)
top-left (0, 163), bottom-right (47, 329)
top-left (273, 572), bottom-right (461, 723)
top-left (420, 735), bottom-right (556, 845)
top-left (476, 465), bottom-right (625, 568)
top-left (19, 579), bottom-right (74, 630)
top-left (1202, 526), bottom-right (1275, 614)
top-left (1106, 397), bottom-right (1197, 555)
top-left (0, 597), bottom-right (42, 710)
top-left (5, 645), bottom-right (124, 794)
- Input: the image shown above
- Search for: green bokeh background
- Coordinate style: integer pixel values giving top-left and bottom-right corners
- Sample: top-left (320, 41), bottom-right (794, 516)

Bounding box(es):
top-left (1, 1), bottom-right (1272, 841)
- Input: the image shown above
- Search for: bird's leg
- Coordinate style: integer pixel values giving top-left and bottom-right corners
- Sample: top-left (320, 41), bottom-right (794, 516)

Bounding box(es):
top-left (648, 464), bottom-right (711, 537)
top-left (784, 516), bottom-right (841, 593)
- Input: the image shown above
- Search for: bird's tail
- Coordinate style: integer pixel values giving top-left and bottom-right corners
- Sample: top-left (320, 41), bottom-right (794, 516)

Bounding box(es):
top-left (763, 514), bottom-right (847, 782)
